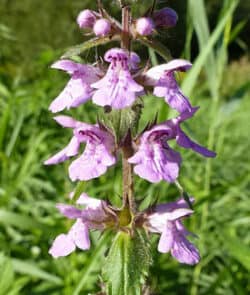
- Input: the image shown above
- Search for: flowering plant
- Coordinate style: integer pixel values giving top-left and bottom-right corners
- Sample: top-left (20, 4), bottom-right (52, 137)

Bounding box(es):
top-left (45, 1), bottom-right (216, 293)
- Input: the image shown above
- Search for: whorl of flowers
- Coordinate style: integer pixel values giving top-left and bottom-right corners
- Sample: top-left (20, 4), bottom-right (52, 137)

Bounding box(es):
top-left (45, 1), bottom-right (216, 275)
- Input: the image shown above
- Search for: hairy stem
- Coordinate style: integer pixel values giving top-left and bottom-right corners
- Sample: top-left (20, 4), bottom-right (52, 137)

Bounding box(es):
top-left (120, 5), bottom-right (135, 214)
top-left (121, 5), bottom-right (131, 50)
top-left (122, 144), bottom-right (136, 214)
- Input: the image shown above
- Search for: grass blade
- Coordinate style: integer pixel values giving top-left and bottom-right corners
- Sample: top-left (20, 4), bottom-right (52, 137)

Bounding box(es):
top-left (182, 0), bottom-right (239, 97)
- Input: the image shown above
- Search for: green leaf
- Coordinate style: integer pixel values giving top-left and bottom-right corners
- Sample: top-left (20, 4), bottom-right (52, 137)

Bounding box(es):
top-left (103, 230), bottom-right (151, 295)
top-left (0, 253), bottom-right (14, 295)
top-left (61, 35), bottom-right (120, 59)
top-left (224, 236), bottom-right (250, 271)
top-left (12, 259), bottom-right (62, 285)
top-left (0, 102), bottom-right (10, 151)
top-left (0, 210), bottom-right (50, 232)
top-left (73, 231), bottom-right (111, 295)
top-left (188, 0), bottom-right (217, 98)
top-left (182, 0), bottom-right (239, 97)
top-left (5, 278), bottom-right (29, 295)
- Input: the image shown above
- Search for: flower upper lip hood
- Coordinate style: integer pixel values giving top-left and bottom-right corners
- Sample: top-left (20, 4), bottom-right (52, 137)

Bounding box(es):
top-left (144, 59), bottom-right (192, 86)
top-left (146, 198), bottom-right (194, 232)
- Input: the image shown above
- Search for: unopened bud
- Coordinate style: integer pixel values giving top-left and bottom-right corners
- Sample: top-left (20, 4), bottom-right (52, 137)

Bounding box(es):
top-left (135, 17), bottom-right (155, 36)
top-left (153, 8), bottom-right (178, 28)
top-left (93, 18), bottom-right (111, 37)
top-left (77, 9), bottom-right (97, 29)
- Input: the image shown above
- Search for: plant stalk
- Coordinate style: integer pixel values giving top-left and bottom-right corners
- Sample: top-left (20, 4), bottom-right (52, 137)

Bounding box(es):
top-left (121, 5), bottom-right (131, 50)
top-left (122, 145), bottom-right (136, 214)
top-left (120, 5), bottom-right (135, 214)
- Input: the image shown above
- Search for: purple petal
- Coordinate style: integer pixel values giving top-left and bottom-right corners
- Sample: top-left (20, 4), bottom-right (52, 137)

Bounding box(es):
top-left (129, 141), bottom-right (181, 183)
top-left (158, 59), bottom-right (192, 73)
top-left (49, 234), bottom-right (76, 258)
top-left (66, 136), bottom-right (80, 157)
top-left (49, 84), bottom-right (71, 113)
top-left (69, 155), bottom-right (108, 181)
top-left (44, 136), bottom-right (80, 165)
top-left (177, 106), bottom-right (199, 122)
top-left (49, 78), bottom-right (92, 113)
top-left (51, 61), bottom-right (97, 77)
top-left (104, 48), bottom-right (129, 63)
top-left (54, 115), bottom-right (78, 128)
top-left (176, 129), bottom-right (216, 157)
top-left (56, 204), bottom-right (82, 219)
top-left (164, 208), bottom-right (193, 221)
top-left (158, 224), bottom-right (174, 253)
top-left (164, 91), bottom-right (192, 114)
top-left (148, 204), bottom-right (193, 233)
top-left (51, 60), bottom-right (81, 74)
top-left (145, 59), bottom-right (192, 85)
top-left (69, 141), bottom-right (115, 181)
top-left (73, 123), bottom-right (101, 142)
top-left (153, 73), bottom-right (193, 113)
top-left (155, 198), bottom-right (194, 214)
top-left (69, 220), bottom-right (91, 250)
top-left (171, 236), bottom-right (200, 265)
top-left (44, 146), bottom-right (69, 165)
top-left (92, 70), bottom-right (143, 109)
top-left (77, 193), bottom-right (104, 208)
top-left (133, 162), bottom-right (162, 183)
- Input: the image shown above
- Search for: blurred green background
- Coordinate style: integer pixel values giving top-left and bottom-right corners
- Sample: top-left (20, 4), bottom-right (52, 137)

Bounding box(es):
top-left (0, 0), bottom-right (249, 294)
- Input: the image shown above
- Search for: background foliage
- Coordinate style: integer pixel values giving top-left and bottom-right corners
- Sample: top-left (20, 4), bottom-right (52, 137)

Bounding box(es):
top-left (0, 0), bottom-right (249, 294)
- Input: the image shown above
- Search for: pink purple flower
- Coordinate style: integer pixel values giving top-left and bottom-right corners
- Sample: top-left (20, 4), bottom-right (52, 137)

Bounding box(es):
top-left (146, 198), bottom-right (200, 265)
top-left (49, 193), bottom-right (110, 258)
top-left (44, 116), bottom-right (116, 181)
top-left (136, 17), bottom-right (155, 36)
top-left (128, 109), bottom-right (215, 183)
top-left (128, 126), bottom-right (181, 183)
top-left (91, 48), bottom-right (144, 109)
top-left (49, 60), bottom-right (101, 113)
top-left (145, 59), bottom-right (195, 114)
top-left (153, 8), bottom-right (178, 28)
top-left (93, 18), bottom-right (111, 36)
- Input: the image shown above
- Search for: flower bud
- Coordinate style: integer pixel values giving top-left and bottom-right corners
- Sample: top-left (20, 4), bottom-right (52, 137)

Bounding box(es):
top-left (77, 9), bottom-right (97, 29)
top-left (135, 17), bottom-right (155, 36)
top-left (153, 8), bottom-right (178, 28)
top-left (93, 18), bottom-right (111, 37)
